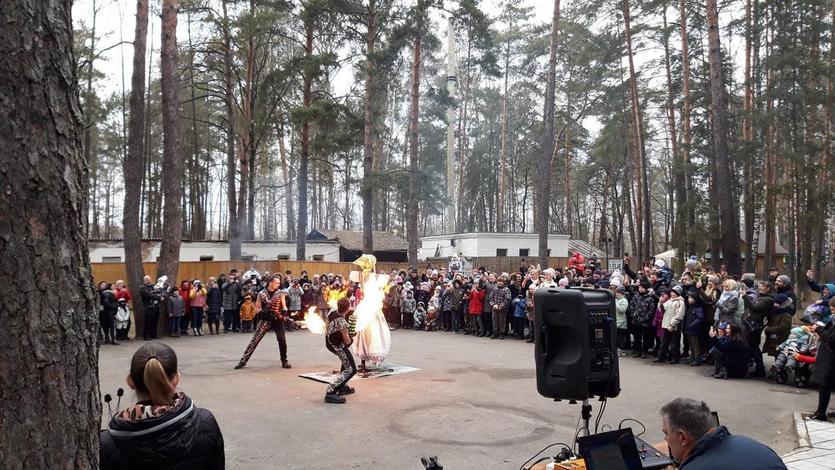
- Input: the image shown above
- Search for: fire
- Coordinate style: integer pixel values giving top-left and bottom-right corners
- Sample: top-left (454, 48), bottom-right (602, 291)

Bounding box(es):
top-left (303, 306), bottom-right (326, 334)
top-left (354, 274), bottom-right (388, 333)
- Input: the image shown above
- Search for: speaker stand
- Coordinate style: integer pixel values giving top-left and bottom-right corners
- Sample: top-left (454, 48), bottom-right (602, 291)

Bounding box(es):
top-left (579, 399), bottom-right (593, 437)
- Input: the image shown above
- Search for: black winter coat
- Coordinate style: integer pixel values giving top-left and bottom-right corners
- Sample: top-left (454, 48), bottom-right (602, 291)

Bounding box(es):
top-left (100, 394), bottom-right (224, 470)
top-left (207, 286), bottom-right (223, 313)
top-left (811, 321), bottom-right (835, 388)
top-left (743, 293), bottom-right (773, 332)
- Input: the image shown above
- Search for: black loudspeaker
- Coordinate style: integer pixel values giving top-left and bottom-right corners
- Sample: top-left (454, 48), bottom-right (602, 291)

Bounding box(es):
top-left (534, 286), bottom-right (620, 400)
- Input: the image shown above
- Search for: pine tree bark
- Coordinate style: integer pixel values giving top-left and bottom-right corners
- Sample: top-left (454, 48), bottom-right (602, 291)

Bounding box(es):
top-left (742, 0), bottom-right (756, 272)
top-left (663, 8), bottom-right (686, 265)
top-left (497, 38), bottom-right (511, 233)
top-left (622, 0), bottom-right (650, 263)
top-left (406, 7), bottom-right (423, 268)
top-left (222, 0), bottom-right (239, 259)
top-left (158, 0), bottom-right (183, 281)
top-left (679, 0), bottom-right (695, 253)
top-left (537, 0), bottom-right (560, 268)
top-left (297, 15), bottom-right (314, 260)
top-left (361, 1), bottom-right (378, 254)
top-left (123, 0), bottom-right (149, 333)
top-left (706, 0), bottom-right (741, 275)
top-left (84, 0), bottom-right (99, 239)
top-left (0, 1), bottom-right (100, 466)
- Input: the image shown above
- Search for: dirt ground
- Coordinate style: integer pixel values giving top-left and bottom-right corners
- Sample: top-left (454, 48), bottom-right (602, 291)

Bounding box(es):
top-left (98, 328), bottom-right (810, 469)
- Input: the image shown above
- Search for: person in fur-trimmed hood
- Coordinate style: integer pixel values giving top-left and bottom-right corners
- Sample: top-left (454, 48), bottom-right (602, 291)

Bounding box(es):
top-left (101, 342), bottom-right (224, 469)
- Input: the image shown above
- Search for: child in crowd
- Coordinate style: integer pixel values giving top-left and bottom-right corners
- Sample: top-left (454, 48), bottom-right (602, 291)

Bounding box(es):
top-left (401, 289), bottom-right (416, 329)
top-left (168, 289), bottom-right (184, 337)
top-left (615, 288), bottom-right (629, 356)
top-left (772, 326), bottom-right (811, 375)
top-left (652, 289), bottom-right (670, 357)
top-left (425, 305), bottom-right (438, 331)
top-left (239, 294), bottom-right (256, 333)
top-left (115, 298), bottom-right (131, 342)
top-left (414, 302), bottom-right (427, 330)
top-left (683, 291), bottom-right (704, 366)
top-left (511, 293), bottom-right (528, 340)
top-left (468, 283), bottom-right (486, 337)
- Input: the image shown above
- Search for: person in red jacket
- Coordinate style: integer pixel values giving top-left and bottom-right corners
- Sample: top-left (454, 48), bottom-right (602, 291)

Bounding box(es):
top-left (178, 280), bottom-right (192, 336)
top-left (468, 283), bottom-right (486, 337)
top-left (568, 252), bottom-right (586, 275)
top-left (113, 280), bottom-right (133, 340)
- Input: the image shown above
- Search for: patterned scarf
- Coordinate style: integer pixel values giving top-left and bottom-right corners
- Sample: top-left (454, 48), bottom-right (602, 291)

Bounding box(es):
top-left (118, 392), bottom-right (184, 422)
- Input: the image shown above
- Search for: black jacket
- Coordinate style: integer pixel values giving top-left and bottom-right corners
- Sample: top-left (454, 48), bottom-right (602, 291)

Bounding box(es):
top-left (207, 286), bottom-right (223, 313)
top-left (812, 321), bottom-right (835, 388)
top-left (678, 426), bottom-right (786, 470)
top-left (100, 394), bottom-right (224, 470)
top-left (140, 284), bottom-right (163, 311)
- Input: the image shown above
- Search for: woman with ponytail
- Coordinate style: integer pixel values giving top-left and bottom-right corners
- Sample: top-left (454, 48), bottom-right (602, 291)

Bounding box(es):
top-left (100, 343), bottom-right (225, 469)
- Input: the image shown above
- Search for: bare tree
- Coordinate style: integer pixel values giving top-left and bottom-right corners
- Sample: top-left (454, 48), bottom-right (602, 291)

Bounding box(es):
top-left (706, 0), bottom-right (741, 275)
top-left (0, 0), bottom-right (100, 466)
top-left (123, 0), bottom-right (150, 333)
top-left (537, 0), bottom-right (561, 268)
top-left (158, 0), bottom-right (184, 281)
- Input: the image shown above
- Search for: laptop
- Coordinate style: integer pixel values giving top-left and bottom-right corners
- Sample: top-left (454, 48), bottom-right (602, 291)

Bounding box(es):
top-left (578, 428), bottom-right (643, 470)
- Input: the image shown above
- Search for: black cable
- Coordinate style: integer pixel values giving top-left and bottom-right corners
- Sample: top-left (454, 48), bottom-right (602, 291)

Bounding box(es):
top-left (594, 397), bottom-right (608, 434)
top-left (618, 418), bottom-right (647, 437)
top-left (519, 442), bottom-right (572, 470)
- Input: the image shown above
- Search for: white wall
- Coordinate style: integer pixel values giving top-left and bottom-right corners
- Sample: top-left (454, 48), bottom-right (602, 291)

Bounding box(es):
top-left (88, 241), bottom-right (341, 263)
top-left (418, 233), bottom-right (570, 260)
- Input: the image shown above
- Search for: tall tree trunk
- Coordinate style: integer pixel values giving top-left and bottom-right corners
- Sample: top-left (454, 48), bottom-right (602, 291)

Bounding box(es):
top-left (158, 0), bottom-right (183, 282)
top-left (679, 0), bottom-right (695, 253)
top-left (279, 122), bottom-right (295, 240)
top-left (663, 8), bottom-right (685, 265)
top-left (297, 17), bottom-right (313, 260)
top-left (84, 0), bottom-right (99, 239)
top-left (622, 0), bottom-right (650, 263)
top-left (407, 3), bottom-right (424, 268)
top-left (455, 33), bottom-right (473, 232)
top-left (742, 0), bottom-right (756, 272)
top-left (497, 40), bottom-right (510, 233)
top-left (706, 0), bottom-right (741, 275)
top-left (361, 1), bottom-right (377, 254)
top-left (123, 0), bottom-right (149, 333)
top-left (222, 0), bottom-right (239, 259)
top-left (537, 0), bottom-right (560, 268)
top-left (563, 129), bottom-right (573, 238)
top-left (0, 1), bottom-right (100, 466)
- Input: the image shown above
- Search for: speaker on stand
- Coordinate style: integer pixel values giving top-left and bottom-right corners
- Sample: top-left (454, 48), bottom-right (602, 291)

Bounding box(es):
top-left (533, 285), bottom-right (620, 436)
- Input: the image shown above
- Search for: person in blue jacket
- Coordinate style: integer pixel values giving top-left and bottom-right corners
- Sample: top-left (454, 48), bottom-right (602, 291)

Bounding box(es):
top-left (660, 398), bottom-right (786, 470)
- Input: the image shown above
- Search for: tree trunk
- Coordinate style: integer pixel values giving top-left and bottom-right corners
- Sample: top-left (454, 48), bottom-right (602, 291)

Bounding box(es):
top-left (663, 8), bottom-right (685, 265)
top-left (706, 0), bottom-right (741, 275)
top-left (563, 129), bottom-right (573, 238)
top-left (297, 17), bottom-right (313, 260)
top-left (497, 40), bottom-right (511, 233)
top-left (361, 2), bottom-right (377, 254)
top-left (158, 0), bottom-right (183, 282)
top-left (279, 122), bottom-right (295, 240)
top-left (742, 0), bottom-right (756, 272)
top-left (222, 0), bottom-right (239, 259)
top-left (407, 4), bottom-right (424, 269)
top-left (0, 1), bottom-right (100, 466)
top-left (537, 0), bottom-right (561, 268)
top-left (123, 0), bottom-right (149, 333)
top-left (679, 0), bottom-right (695, 254)
top-left (622, 0), bottom-right (650, 263)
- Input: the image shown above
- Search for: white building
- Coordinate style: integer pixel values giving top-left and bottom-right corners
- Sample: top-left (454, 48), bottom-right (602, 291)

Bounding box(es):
top-left (418, 232), bottom-right (571, 260)
top-left (88, 239), bottom-right (342, 263)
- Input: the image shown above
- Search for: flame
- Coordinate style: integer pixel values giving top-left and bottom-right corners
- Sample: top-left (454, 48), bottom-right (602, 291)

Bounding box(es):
top-left (304, 306), bottom-right (326, 334)
top-left (354, 274), bottom-right (388, 333)
top-left (325, 286), bottom-right (348, 311)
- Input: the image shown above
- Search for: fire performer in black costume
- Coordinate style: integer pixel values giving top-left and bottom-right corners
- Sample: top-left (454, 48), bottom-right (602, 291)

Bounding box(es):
top-left (324, 297), bottom-right (357, 404)
top-left (234, 274), bottom-right (292, 370)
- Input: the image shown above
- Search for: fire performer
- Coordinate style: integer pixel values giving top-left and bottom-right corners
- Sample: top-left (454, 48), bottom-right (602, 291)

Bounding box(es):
top-left (234, 274), bottom-right (292, 370)
top-left (324, 297), bottom-right (357, 404)
top-left (350, 254), bottom-right (391, 372)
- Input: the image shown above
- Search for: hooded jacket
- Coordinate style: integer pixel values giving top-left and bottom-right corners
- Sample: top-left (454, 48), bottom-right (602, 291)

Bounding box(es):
top-left (677, 426), bottom-right (786, 470)
top-left (100, 393), bottom-right (224, 470)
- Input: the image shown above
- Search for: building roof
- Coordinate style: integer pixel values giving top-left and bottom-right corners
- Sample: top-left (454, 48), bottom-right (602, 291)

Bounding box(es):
top-left (307, 229), bottom-right (407, 252)
top-left (750, 231), bottom-right (788, 255)
top-left (568, 239), bottom-right (612, 258)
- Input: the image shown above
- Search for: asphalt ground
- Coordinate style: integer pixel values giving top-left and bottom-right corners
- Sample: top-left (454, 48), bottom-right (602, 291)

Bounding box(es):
top-left (98, 327), bottom-right (811, 469)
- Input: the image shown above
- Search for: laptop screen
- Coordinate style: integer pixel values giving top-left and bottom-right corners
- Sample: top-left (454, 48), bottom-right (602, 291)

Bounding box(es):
top-left (578, 428), bottom-right (643, 470)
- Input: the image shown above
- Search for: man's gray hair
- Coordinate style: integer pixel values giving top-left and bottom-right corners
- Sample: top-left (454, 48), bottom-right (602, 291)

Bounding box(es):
top-left (660, 398), bottom-right (714, 439)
